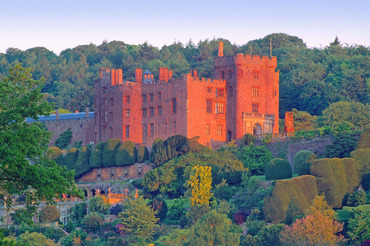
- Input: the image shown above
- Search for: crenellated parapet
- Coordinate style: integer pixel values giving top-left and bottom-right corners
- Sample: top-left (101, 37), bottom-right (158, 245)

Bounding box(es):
top-left (214, 54), bottom-right (277, 68)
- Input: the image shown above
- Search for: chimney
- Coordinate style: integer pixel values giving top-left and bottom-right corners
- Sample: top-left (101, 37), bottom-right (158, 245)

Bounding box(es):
top-left (284, 111), bottom-right (294, 134)
top-left (135, 68), bottom-right (142, 82)
top-left (85, 107), bottom-right (89, 118)
top-left (218, 41), bottom-right (224, 57)
top-left (168, 70), bottom-right (173, 80)
top-left (159, 67), bottom-right (169, 82)
top-left (192, 69), bottom-right (198, 78)
top-left (110, 69), bottom-right (123, 86)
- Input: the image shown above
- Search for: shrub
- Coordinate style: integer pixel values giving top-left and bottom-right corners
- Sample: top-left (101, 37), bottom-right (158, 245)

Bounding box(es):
top-left (64, 148), bottom-right (78, 170)
top-left (39, 205), bottom-right (60, 223)
top-left (263, 175), bottom-right (318, 223)
top-left (137, 145), bottom-right (149, 163)
top-left (89, 142), bottom-right (105, 168)
top-left (45, 147), bottom-right (62, 159)
top-left (240, 134), bottom-right (256, 147)
top-left (75, 146), bottom-right (91, 178)
top-left (150, 138), bottom-right (164, 162)
top-left (293, 150), bottom-right (316, 175)
top-left (350, 147), bottom-right (370, 178)
top-left (362, 173), bottom-right (370, 191)
top-left (325, 132), bottom-right (358, 158)
top-left (310, 158), bottom-right (360, 208)
top-left (115, 140), bottom-right (137, 166)
top-left (89, 196), bottom-right (110, 214)
top-left (265, 158), bottom-right (292, 180)
top-left (357, 127), bottom-right (370, 149)
top-left (54, 128), bottom-right (72, 149)
top-left (102, 139), bottom-right (120, 167)
top-left (82, 212), bottom-right (104, 233)
top-left (70, 202), bottom-right (87, 225)
top-left (110, 204), bottom-right (123, 216)
top-left (148, 196), bottom-right (168, 221)
top-left (343, 191), bottom-right (367, 207)
top-left (237, 145), bottom-right (274, 175)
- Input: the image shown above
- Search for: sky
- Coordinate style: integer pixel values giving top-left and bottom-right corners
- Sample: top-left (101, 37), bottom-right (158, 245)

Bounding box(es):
top-left (0, 0), bottom-right (369, 54)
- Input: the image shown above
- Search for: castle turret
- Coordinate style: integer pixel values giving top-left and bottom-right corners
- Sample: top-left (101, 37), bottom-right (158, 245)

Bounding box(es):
top-left (218, 41), bottom-right (224, 57)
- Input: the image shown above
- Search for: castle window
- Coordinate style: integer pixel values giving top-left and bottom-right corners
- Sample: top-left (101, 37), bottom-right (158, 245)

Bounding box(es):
top-left (125, 96), bottom-right (130, 104)
top-left (275, 90), bottom-right (277, 97)
top-left (125, 109), bottom-right (130, 118)
top-left (253, 71), bottom-right (259, 80)
top-left (216, 88), bottom-right (224, 98)
top-left (157, 106), bottom-right (162, 116)
top-left (206, 100), bottom-right (212, 113)
top-left (252, 103), bottom-right (259, 113)
top-left (104, 111), bottom-right (107, 122)
top-left (173, 121), bottom-right (176, 133)
top-left (217, 125), bottom-right (222, 135)
top-left (207, 87), bottom-right (212, 93)
top-left (150, 107), bottom-right (154, 117)
top-left (158, 92), bottom-right (162, 101)
top-left (125, 125), bottom-right (129, 138)
top-left (143, 125), bottom-right (148, 138)
top-left (252, 87), bottom-right (259, 98)
top-left (206, 124), bottom-right (210, 135)
top-left (105, 99), bottom-right (107, 106)
top-left (240, 69), bottom-right (244, 79)
top-left (109, 127), bottom-right (113, 138)
top-left (171, 98), bottom-right (177, 114)
top-left (142, 94), bottom-right (147, 103)
top-left (149, 93), bottom-right (154, 102)
top-left (228, 86), bottom-right (233, 98)
top-left (215, 102), bottom-right (224, 114)
top-left (165, 123), bottom-right (168, 135)
top-left (142, 108), bottom-right (147, 117)
top-left (150, 124), bottom-right (154, 137)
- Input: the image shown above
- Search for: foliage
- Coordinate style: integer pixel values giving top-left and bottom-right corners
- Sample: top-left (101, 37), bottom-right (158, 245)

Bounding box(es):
top-left (291, 108), bottom-right (317, 131)
top-left (347, 210), bottom-right (370, 245)
top-left (241, 223), bottom-right (285, 246)
top-left (74, 146), bottom-right (91, 178)
top-left (187, 165), bottom-right (213, 207)
top-left (351, 147), bottom-right (370, 178)
top-left (61, 229), bottom-right (87, 246)
top-left (362, 173), bottom-right (370, 191)
top-left (310, 158), bottom-right (360, 208)
top-left (263, 175), bottom-right (318, 223)
top-left (237, 145), bottom-right (274, 175)
top-left (54, 128), bottom-right (73, 149)
top-left (188, 210), bottom-right (241, 246)
top-left (115, 140), bottom-right (137, 166)
top-left (166, 198), bottom-right (188, 222)
top-left (70, 202), bottom-right (87, 225)
top-left (343, 190), bottom-right (367, 207)
top-left (64, 148), bottom-right (78, 171)
top-left (118, 196), bottom-right (159, 241)
top-left (102, 138), bottom-right (120, 167)
top-left (89, 142), bottom-right (105, 168)
top-left (293, 150), bottom-right (316, 175)
top-left (88, 196), bottom-right (110, 214)
top-left (109, 204), bottom-right (123, 216)
top-left (240, 133), bottom-right (256, 147)
top-left (148, 196), bottom-right (168, 221)
top-left (137, 145), bottom-right (149, 163)
top-left (82, 212), bottom-right (104, 233)
top-left (18, 231), bottom-right (57, 246)
top-left (39, 205), bottom-right (60, 223)
top-left (45, 147), bottom-right (62, 160)
top-left (357, 127), bottom-right (370, 149)
top-left (265, 158), bottom-right (292, 180)
top-left (326, 132), bottom-right (359, 158)
top-left (0, 64), bottom-right (81, 215)
top-left (280, 195), bottom-right (344, 246)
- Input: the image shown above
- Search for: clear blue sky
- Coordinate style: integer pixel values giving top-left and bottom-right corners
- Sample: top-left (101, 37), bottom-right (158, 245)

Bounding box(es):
top-left (1, 0), bottom-right (369, 54)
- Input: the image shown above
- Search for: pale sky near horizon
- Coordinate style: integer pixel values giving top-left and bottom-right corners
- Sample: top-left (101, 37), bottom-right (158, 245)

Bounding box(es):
top-left (0, 0), bottom-right (369, 55)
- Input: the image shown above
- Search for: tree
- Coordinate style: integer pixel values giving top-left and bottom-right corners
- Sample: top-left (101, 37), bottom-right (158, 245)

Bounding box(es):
top-left (186, 165), bottom-right (213, 207)
top-left (54, 128), bottom-right (72, 149)
top-left (88, 196), bottom-right (110, 214)
top-left (19, 232), bottom-right (57, 246)
top-left (82, 212), bottom-right (104, 233)
top-left (0, 64), bottom-right (80, 215)
top-left (119, 196), bottom-right (159, 241)
top-left (291, 108), bottom-right (317, 131)
top-left (39, 205), bottom-right (60, 223)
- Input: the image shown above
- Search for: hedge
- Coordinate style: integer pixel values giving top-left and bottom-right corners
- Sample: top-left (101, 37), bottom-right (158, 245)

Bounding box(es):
top-left (102, 139), bottom-right (120, 167)
top-left (115, 140), bottom-right (137, 166)
top-left (263, 175), bottom-right (318, 223)
top-left (310, 158), bottom-right (360, 208)
top-left (357, 127), bottom-right (370, 149)
top-left (137, 145), bottom-right (149, 163)
top-left (64, 148), bottom-right (78, 170)
top-left (75, 146), bottom-right (92, 178)
top-left (293, 150), bottom-right (316, 176)
top-left (89, 142), bottom-right (105, 168)
top-left (350, 147), bottom-right (370, 178)
top-left (265, 158), bottom-right (292, 180)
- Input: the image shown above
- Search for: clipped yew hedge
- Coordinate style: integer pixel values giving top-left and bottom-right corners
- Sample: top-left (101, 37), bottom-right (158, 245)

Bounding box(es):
top-left (75, 146), bottom-right (92, 178)
top-left (89, 142), bottom-right (105, 168)
top-left (357, 127), bottom-right (370, 149)
top-left (265, 158), bottom-right (292, 180)
top-left (293, 150), bottom-right (316, 176)
top-left (263, 175), bottom-right (318, 223)
top-left (102, 139), bottom-right (120, 167)
top-left (115, 140), bottom-right (137, 166)
top-left (64, 148), bottom-right (78, 170)
top-left (137, 145), bottom-right (149, 163)
top-left (310, 158), bottom-right (360, 208)
top-left (350, 147), bottom-right (370, 178)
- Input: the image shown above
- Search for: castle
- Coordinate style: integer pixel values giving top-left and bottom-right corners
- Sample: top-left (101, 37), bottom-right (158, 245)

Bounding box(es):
top-left (94, 42), bottom-right (279, 148)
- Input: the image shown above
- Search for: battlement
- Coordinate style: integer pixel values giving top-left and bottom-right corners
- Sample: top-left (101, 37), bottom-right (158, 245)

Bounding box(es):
top-left (214, 53), bottom-right (277, 68)
top-left (99, 68), bottom-right (123, 86)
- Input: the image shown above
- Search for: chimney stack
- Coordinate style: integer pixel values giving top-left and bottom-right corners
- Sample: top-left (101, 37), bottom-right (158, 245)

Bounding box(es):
top-left (135, 68), bottom-right (142, 82)
top-left (218, 41), bottom-right (224, 57)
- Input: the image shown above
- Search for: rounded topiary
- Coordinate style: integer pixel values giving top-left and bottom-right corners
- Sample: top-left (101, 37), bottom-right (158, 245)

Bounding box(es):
top-left (89, 142), bottom-right (105, 168)
top-left (293, 150), bottom-right (316, 175)
top-left (265, 158), bottom-right (292, 180)
top-left (39, 205), bottom-right (60, 223)
top-left (115, 140), bottom-right (137, 166)
top-left (137, 145), bottom-right (149, 163)
top-left (102, 139), bottom-right (121, 167)
top-left (64, 148), bottom-right (78, 171)
top-left (150, 138), bottom-right (164, 161)
top-left (75, 146), bottom-right (92, 178)
top-left (362, 173), bottom-right (370, 191)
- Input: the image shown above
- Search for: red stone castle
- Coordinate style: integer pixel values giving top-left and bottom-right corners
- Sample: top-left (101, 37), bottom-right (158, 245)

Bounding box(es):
top-left (94, 42), bottom-right (279, 148)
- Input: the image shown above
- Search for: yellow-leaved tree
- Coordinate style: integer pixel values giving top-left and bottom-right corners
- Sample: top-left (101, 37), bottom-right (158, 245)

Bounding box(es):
top-left (186, 165), bottom-right (213, 206)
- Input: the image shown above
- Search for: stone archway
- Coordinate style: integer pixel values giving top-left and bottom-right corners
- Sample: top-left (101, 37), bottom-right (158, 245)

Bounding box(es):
top-left (253, 123), bottom-right (262, 136)
top-left (227, 131), bottom-right (232, 142)
top-left (91, 189), bottom-right (96, 197)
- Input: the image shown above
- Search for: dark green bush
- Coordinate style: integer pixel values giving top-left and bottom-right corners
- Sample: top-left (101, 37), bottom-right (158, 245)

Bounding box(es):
top-left (89, 142), bottom-right (105, 168)
top-left (343, 191), bottom-right (367, 207)
top-left (137, 145), bottom-right (149, 163)
top-left (39, 205), bottom-right (60, 223)
top-left (149, 196), bottom-right (168, 221)
top-left (240, 134), bottom-right (256, 147)
top-left (75, 146), bottom-right (91, 178)
top-left (362, 173), bottom-right (370, 191)
top-left (64, 148), bottom-right (78, 170)
top-left (115, 140), bottom-right (137, 166)
top-left (325, 132), bottom-right (359, 158)
top-left (102, 139), bottom-right (120, 167)
top-left (265, 158), bottom-right (292, 180)
top-left (54, 128), bottom-right (72, 149)
top-left (237, 145), bottom-right (274, 175)
top-left (293, 150), bottom-right (316, 175)
top-left (150, 138), bottom-right (164, 161)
